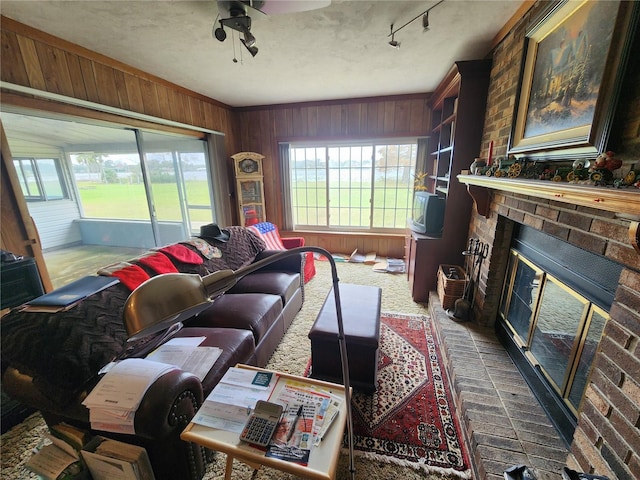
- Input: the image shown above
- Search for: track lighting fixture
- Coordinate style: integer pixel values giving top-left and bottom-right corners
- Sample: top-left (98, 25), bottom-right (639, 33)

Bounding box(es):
top-left (388, 24), bottom-right (400, 49)
top-left (213, 12), bottom-right (259, 58)
top-left (387, 0), bottom-right (444, 44)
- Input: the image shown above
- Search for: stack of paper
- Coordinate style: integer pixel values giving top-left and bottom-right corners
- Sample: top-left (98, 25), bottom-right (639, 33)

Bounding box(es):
top-left (373, 258), bottom-right (406, 273)
top-left (145, 336), bottom-right (222, 381)
top-left (83, 358), bottom-right (177, 434)
top-left (192, 367), bottom-right (279, 433)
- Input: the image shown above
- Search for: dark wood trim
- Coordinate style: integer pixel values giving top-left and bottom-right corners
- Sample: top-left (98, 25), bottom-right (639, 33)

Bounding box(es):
top-left (276, 132), bottom-right (431, 144)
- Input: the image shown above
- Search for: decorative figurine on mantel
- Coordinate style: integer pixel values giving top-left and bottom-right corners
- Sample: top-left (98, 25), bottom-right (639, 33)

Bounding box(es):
top-left (470, 157), bottom-right (486, 175)
top-left (588, 151), bottom-right (622, 185)
top-left (617, 164), bottom-right (640, 188)
top-left (566, 159), bottom-right (591, 182)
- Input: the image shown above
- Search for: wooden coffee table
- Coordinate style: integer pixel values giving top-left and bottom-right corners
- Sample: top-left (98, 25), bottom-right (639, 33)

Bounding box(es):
top-left (181, 364), bottom-right (349, 480)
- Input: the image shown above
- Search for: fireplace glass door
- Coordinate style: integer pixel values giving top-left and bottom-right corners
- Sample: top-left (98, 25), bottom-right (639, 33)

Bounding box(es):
top-left (500, 253), bottom-right (543, 346)
top-left (500, 250), bottom-right (609, 415)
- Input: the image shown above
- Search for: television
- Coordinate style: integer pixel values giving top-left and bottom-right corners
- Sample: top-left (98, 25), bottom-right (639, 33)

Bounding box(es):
top-left (408, 192), bottom-right (445, 236)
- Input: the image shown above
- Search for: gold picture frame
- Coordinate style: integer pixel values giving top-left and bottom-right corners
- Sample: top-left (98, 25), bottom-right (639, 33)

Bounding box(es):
top-left (508, 0), bottom-right (638, 159)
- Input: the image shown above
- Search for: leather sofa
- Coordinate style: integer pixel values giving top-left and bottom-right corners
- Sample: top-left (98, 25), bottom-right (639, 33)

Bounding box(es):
top-left (1, 226), bottom-right (305, 480)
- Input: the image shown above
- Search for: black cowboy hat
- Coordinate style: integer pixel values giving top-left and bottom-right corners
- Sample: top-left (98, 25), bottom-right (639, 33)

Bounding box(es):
top-left (199, 223), bottom-right (230, 243)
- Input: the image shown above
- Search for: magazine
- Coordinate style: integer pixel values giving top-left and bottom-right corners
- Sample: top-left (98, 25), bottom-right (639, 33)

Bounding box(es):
top-left (265, 402), bottom-right (316, 465)
top-left (264, 381), bottom-right (342, 465)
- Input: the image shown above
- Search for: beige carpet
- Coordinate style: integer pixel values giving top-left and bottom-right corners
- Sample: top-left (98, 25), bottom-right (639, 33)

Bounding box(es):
top-left (1, 260), bottom-right (460, 480)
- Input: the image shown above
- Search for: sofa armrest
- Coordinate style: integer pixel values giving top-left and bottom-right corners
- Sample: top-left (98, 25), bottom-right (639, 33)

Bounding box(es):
top-left (281, 237), bottom-right (305, 249)
top-left (133, 369), bottom-right (203, 440)
top-left (253, 249), bottom-right (304, 276)
top-left (3, 366), bottom-right (203, 441)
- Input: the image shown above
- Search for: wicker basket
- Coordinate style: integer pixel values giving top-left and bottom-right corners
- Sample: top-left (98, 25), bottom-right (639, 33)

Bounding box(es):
top-left (437, 264), bottom-right (467, 309)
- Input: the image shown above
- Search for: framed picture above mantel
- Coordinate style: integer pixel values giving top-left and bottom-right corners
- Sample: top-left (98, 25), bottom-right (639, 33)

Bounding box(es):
top-left (508, 0), bottom-right (639, 160)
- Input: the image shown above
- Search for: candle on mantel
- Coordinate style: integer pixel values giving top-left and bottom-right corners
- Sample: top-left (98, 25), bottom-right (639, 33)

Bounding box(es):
top-left (487, 140), bottom-right (494, 166)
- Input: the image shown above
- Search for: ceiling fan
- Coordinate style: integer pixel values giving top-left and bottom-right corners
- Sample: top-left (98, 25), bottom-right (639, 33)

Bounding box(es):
top-left (214, 0), bottom-right (330, 57)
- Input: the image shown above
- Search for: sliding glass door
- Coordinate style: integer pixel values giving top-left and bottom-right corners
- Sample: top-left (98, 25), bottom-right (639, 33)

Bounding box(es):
top-left (139, 131), bottom-right (212, 244)
top-left (2, 110), bottom-right (217, 285)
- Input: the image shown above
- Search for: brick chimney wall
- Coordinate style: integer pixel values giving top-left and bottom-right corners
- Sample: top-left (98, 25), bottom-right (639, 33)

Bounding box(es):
top-left (464, 1), bottom-right (640, 478)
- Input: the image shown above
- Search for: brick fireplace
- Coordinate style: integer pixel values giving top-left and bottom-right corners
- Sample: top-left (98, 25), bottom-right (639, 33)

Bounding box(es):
top-left (467, 191), bottom-right (640, 479)
top-left (460, 1), bottom-right (640, 478)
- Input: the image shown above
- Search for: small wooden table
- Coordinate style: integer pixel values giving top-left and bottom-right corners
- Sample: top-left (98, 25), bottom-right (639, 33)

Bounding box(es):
top-left (180, 364), bottom-right (349, 480)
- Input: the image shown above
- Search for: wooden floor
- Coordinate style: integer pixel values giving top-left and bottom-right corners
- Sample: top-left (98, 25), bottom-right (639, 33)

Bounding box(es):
top-left (44, 245), bottom-right (147, 289)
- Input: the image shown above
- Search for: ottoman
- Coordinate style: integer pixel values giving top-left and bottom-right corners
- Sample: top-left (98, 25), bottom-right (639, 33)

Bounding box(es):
top-left (308, 283), bottom-right (381, 392)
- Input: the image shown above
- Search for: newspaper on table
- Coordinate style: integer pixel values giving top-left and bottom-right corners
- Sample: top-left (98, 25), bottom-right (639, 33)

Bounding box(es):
top-left (264, 380), bottom-right (342, 465)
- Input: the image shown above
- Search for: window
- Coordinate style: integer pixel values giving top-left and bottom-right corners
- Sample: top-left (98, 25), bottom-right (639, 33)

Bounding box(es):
top-left (13, 157), bottom-right (68, 201)
top-left (289, 141), bottom-right (417, 231)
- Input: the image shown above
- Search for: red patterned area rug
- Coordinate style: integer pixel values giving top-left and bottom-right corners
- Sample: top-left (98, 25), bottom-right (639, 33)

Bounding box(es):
top-left (331, 312), bottom-right (471, 478)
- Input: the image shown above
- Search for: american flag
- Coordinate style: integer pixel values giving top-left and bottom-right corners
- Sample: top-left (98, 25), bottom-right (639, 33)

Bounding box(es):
top-left (248, 222), bottom-right (286, 250)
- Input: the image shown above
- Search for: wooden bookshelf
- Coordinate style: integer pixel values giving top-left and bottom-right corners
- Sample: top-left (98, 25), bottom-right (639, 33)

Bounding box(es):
top-left (407, 60), bottom-right (492, 302)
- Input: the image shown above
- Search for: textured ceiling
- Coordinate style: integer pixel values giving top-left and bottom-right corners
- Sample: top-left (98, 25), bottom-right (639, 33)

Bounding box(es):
top-left (1, 1), bottom-right (525, 107)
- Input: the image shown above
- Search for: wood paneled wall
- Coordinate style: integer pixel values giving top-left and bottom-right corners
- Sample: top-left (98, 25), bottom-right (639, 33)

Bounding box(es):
top-left (0, 16), bottom-right (238, 150)
top-left (236, 95), bottom-right (431, 255)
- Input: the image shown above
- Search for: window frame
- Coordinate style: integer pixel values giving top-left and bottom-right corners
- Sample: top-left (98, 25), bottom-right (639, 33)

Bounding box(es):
top-left (13, 156), bottom-right (69, 201)
top-left (286, 138), bottom-right (419, 233)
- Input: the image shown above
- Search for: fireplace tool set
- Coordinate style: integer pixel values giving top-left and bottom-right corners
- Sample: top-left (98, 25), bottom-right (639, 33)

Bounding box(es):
top-left (450, 238), bottom-right (489, 321)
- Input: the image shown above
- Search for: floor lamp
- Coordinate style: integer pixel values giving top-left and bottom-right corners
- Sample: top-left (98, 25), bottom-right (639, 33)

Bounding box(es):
top-left (123, 246), bottom-right (356, 479)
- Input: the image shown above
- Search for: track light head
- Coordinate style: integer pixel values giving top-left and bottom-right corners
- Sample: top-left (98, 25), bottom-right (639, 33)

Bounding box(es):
top-left (386, 0), bottom-right (445, 44)
top-left (241, 25), bottom-right (256, 47)
top-left (214, 25), bottom-right (227, 41)
top-left (241, 39), bottom-right (259, 57)
top-left (388, 24), bottom-right (400, 49)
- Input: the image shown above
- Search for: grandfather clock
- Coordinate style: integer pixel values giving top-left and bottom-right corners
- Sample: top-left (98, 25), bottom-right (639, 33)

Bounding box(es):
top-left (232, 152), bottom-right (266, 227)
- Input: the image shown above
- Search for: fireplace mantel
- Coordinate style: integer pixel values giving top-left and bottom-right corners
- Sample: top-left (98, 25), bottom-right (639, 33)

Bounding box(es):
top-left (458, 174), bottom-right (640, 218)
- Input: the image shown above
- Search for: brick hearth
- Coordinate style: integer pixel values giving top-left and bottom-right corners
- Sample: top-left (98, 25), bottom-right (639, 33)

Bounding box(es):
top-left (429, 292), bottom-right (568, 480)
